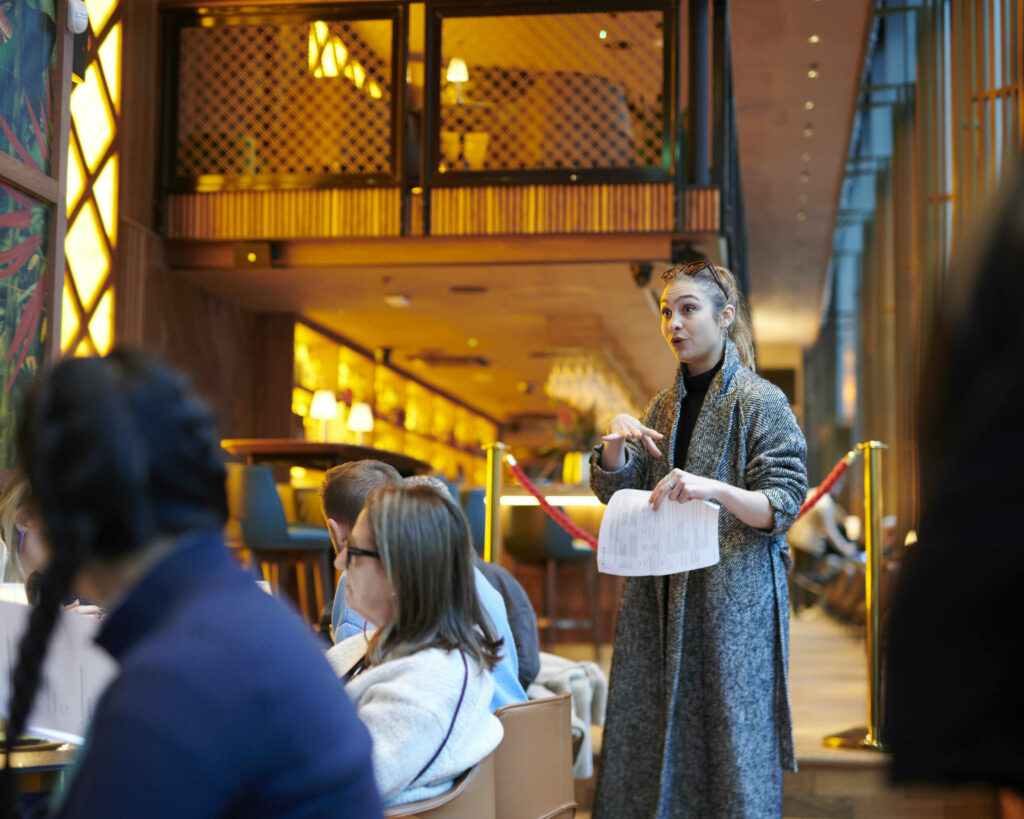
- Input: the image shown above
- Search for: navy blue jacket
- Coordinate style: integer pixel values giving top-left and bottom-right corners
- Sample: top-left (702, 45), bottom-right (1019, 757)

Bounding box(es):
top-left (53, 532), bottom-right (382, 818)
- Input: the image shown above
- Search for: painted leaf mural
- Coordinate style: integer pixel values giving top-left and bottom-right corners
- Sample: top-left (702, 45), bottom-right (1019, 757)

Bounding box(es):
top-left (0, 0), bottom-right (57, 469)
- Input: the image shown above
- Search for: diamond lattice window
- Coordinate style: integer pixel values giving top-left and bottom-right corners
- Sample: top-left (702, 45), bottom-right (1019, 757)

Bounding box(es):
top-left (437, 10), bottom-right (666, 173)
top-left (174, 18), bottom-right (394, 179)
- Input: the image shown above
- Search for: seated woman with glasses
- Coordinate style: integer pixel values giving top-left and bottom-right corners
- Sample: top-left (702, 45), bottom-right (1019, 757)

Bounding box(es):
top-left (589, 259), bottom-right (807, 819)
top-left (325, 483), bottom-right (504, 808)
top-left (1, 351), bottom-right (382, 818)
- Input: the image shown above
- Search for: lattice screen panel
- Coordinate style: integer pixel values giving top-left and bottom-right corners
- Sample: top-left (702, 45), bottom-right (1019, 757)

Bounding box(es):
top-left (175, 19), bottom-right (393, 179)
top-left (437, 10), bottom-right (666, 173)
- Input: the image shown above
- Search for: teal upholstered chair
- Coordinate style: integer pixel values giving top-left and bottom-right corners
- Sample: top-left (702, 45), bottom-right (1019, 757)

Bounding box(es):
top-left (239, 465), bottom-right (333, 627)
top-left (463, 488), bottom-right (488, 556)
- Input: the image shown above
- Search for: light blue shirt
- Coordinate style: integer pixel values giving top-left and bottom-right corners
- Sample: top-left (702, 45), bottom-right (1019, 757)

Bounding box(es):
top-left (332, 568), bottom-right (528, 710)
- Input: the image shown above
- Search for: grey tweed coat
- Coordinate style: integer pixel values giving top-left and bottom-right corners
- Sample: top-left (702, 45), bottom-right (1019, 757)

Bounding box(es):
top-left (590, 340), bottom-right (807, 819)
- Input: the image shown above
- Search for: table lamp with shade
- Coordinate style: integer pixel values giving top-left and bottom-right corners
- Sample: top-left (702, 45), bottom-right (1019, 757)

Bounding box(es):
top-left (446, 57), bottom-right (468, 103)
top-left (347, 401), bottom-right (375, 446)
top-left (309, 389), bottom-right (338, 442)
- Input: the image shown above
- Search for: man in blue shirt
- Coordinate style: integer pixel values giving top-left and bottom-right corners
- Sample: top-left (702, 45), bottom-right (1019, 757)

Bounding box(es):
top-left (320, 461), bottom-right (528, 709)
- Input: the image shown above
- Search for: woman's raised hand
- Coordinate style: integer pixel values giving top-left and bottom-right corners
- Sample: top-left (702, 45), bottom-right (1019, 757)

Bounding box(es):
top-left (603, 414), bottom-right (664, 457)
top-left (649, 468), bottom-right (721, 511)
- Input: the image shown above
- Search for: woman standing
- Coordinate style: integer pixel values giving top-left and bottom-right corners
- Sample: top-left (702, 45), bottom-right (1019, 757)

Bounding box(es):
top-left (326, 484), bottom-right (504, 807)
top-left (590, 260), bottom-right (807, 818)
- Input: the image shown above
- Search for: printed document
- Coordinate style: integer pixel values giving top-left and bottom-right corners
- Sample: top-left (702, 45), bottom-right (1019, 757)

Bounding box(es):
top-left (597, 489), bottom-right (720, 576)
top-left (0, 599), bottom-right (117, 744)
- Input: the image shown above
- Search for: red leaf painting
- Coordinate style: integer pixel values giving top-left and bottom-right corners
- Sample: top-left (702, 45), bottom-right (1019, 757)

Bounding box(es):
top-left (0, 114), bottom-right (42, 173)
top-left (0, 235), bottom-right (42, 278)
top-left (0, 210), bottom-right (32, 228)
top-left (5, 277), bottom-right (47, 393)
top-left (24, 91), bottom-right (49, 162)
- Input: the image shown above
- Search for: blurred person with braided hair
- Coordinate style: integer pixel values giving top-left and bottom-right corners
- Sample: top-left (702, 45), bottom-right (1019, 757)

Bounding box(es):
top-left (589, 260), bottom-right (807, 818)
top-left (1, 350), bottom-right (381, 818)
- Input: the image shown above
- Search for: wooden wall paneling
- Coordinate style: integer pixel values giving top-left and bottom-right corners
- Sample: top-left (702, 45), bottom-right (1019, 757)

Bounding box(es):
top-left (252, 313), bottom-right (298, 439)
top-left (114, 218), bottom-right (160, 346)
top-left (119, 0), bottom-right (160, 228)
top-left (141, 264), bottom-right (260, 437)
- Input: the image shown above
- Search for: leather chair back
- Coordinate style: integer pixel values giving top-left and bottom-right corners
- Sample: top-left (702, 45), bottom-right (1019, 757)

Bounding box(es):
top-left (384, 752), bottom-right (496, 819)
top-left (494, 693), bottom-right (576, 819)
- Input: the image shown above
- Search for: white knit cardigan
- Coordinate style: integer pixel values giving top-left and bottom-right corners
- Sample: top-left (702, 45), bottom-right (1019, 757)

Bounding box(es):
top-left (326, 634), bottom-right (503, 806)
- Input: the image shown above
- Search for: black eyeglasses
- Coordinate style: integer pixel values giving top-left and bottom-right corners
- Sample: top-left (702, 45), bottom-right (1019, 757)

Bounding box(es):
top-left (661, 259), bottom-right (729, 298)
top-left (345, 545), bottom-right (381, 569)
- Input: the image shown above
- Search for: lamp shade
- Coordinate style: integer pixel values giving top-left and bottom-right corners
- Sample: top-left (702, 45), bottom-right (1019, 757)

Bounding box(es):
top-left (309, 389), bottom-right (338, 421)
top-left (446, 57), bottom-right (469, 83)
top-left (347, 401), bottom-right (375, 433)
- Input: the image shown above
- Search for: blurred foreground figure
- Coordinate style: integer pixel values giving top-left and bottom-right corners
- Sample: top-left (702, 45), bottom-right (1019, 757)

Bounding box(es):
top-left (886, 167), bottom-right (1024, 817)
top-left (1, 350), bottom-right (382, 819)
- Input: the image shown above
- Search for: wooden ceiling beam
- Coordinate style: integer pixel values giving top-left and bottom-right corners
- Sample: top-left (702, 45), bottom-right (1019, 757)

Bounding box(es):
top-left (164, 233), bottom-right (719, 270)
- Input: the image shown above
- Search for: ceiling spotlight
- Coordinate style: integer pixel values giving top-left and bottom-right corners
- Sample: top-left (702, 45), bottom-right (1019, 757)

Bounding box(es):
top-left (467, 337), bottom-right (479, 348)
top-left (805, 100), bottom-right (815, 110)
top-left (599, 29), bottom-right (608, 39)
top-left (796, 211), bottom-right (807, 222)
top-left (799, 171), bottom-right (810, 183)
top-left (808, 64), bottom-right (820, 79)
top-left (802, 152), bottom-right (811, 162)
top-left (808, 34), bottom-right (820, 44)
top-left (803, 124), bottom-right (814, 137)
top-left (798, 193), bottom-right (808, 203)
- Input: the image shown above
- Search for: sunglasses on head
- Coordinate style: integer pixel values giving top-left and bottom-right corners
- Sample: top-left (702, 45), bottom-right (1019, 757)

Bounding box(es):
top-left (661, 259), bottom-right (729, 298)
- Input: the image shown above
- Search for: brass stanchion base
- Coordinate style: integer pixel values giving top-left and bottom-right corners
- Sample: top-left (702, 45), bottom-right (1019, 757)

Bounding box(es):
top-left (823, 726), bottom-right (889, 751)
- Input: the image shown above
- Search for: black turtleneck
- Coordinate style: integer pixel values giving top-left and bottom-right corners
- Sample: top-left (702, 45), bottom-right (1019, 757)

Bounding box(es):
top-left (673, 357), bottom-right (723, 469)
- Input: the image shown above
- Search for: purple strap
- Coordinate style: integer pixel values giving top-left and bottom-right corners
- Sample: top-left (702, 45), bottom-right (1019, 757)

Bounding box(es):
top-left (410, 650), bottom-right (469, 786)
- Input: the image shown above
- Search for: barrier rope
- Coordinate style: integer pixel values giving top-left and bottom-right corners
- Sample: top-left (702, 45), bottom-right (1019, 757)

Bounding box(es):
top-left (797, 448), bottom-right (859, 520)
top-left (504, 455), bottom-right (599, 549)
top-left (505, 445), bottom-right (862, 541)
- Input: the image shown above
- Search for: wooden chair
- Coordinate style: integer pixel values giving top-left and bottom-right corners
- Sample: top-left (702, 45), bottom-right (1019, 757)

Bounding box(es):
top-left (384, 753), bottom-right (496, 819)
top-left (494, 693), bottom-right (577, 819)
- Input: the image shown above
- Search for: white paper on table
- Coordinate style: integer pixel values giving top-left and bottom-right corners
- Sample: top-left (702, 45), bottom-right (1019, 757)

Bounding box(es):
top-left (597, 489), bottom-right (720, 577)
top-left (0, 599), bottom-right (117, 744)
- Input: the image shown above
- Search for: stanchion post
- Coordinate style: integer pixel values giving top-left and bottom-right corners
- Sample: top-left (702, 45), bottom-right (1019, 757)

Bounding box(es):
top-left (824, 440), bottom-right (889, 751)
top-left (483, 442), bottom-right (508, 564)
top-left (862, 440), bottom-right (887, 749)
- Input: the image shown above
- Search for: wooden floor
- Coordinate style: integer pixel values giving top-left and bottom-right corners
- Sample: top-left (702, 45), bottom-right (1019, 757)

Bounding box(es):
top-left (564, 606), bottom-right (998, 818)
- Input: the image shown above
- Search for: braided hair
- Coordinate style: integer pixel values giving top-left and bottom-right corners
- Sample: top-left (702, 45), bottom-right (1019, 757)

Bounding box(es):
top-left (1, 350), bottom-right (226, 812)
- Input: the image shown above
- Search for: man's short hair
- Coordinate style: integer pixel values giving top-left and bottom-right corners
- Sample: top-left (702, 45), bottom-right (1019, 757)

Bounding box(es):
top-left (319, 460), bottom-right (402, 529)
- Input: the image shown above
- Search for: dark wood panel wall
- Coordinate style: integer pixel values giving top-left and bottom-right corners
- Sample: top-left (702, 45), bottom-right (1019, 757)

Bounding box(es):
top-left (112, 0), bottom-right (296, 440)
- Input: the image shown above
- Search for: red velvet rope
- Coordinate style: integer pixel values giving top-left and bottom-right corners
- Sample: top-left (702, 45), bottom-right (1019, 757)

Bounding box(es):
top-left (506, 446), bottom-right (858, 540)
top-left (797, 450), bottom-right (857, 520)
top-left (505, 456), bottom-right (599, 549)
